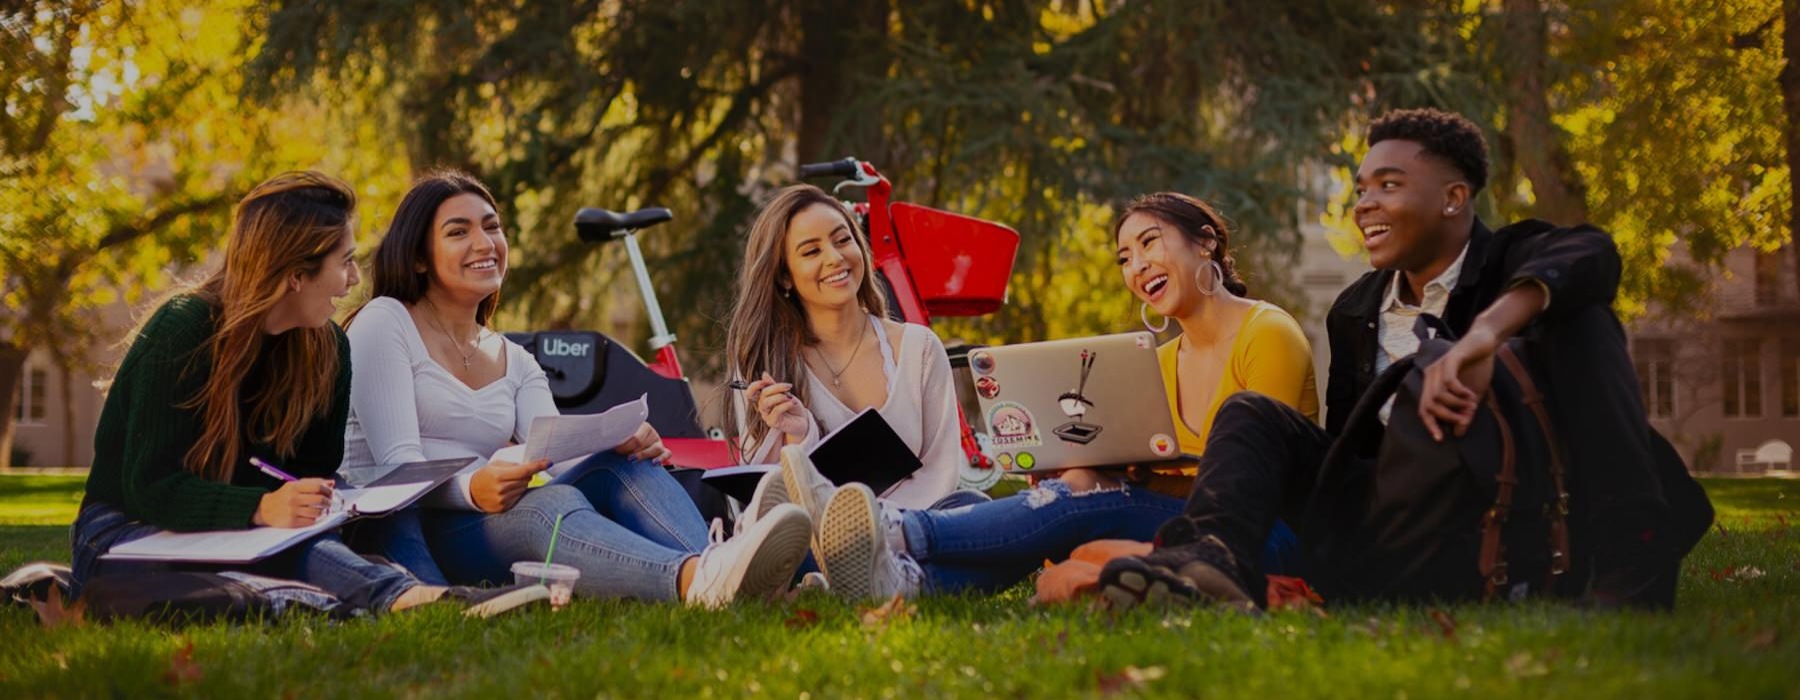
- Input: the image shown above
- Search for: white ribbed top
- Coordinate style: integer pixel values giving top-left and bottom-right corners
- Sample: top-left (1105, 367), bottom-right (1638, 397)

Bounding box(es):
top-left (340, 296), bottom-right (557, 510)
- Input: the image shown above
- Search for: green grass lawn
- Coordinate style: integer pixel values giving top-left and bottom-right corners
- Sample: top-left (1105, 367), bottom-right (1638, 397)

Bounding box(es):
top-left (1, 475), bottom-right (1795, 698)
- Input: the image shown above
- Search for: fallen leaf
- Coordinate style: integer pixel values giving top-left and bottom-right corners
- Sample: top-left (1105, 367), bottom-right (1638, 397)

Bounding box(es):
top-left (859, 594), bottom-right (915, 627)
top-left (784, 608), bottom-right (820, 630)
top-left (1266, 575), bottom-right (1325, 611)
top-left (1096, 665), bottom-right (1167, 696)
top-left (1727, 566), bottom-right (1766, 582)
top-left (165, 640), bottom-right (203, 687)
top-left (1745, 629), bottom-right (1779, 651)
top-left (1429, 609), bottom-right (1458, 640)
top-left (1505, 651), bottom-right (1549, 678)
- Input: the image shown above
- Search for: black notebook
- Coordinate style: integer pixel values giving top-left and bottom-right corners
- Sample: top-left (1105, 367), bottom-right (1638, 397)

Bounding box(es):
top-left (809, 408), bottom-right (923, 496)
top-left (704, 409), bottom-right (924, 502)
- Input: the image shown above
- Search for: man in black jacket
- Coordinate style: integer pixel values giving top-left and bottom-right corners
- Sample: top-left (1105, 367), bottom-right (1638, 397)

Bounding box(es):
top-left (1097, 108), bottom-right (1709, 610)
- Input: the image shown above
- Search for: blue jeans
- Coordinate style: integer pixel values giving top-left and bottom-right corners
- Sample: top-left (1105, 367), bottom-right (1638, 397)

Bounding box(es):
top-left (900, 479), bottom-right (1299, 594)
top-left (68, 501), bottom-right (419, 614)
top-left (368, 452), bottom-right (710, 601)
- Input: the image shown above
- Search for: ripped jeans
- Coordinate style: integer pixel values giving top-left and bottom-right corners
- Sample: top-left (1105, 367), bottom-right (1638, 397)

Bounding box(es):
top-left (899, 479), bottom-right (1298, 594)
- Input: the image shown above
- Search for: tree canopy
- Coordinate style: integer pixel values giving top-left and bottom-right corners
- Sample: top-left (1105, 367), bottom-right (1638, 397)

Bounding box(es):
top-left (1, 0), bottom-right (1793, 462)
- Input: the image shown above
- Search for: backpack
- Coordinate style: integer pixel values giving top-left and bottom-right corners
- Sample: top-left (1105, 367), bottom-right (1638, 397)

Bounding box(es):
top-left (81, 571), bottom-right (350, 624)
top-left (1301, 318), bottom-right (1573, 604)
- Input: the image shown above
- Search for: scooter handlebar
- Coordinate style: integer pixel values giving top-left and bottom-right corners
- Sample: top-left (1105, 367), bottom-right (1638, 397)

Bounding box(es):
top-left (798, 158), bottom-right (860, 179)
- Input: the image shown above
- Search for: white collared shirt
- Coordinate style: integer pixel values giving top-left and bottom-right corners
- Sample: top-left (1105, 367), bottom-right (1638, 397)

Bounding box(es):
top-left (1375, 242), bottom-right (1469, 375)
top-left (1376, 243), bottom-right (1468, 423)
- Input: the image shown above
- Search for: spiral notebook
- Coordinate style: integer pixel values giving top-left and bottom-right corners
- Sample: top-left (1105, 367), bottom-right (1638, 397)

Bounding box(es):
top-left (103, 457), bottom-right (475, 564)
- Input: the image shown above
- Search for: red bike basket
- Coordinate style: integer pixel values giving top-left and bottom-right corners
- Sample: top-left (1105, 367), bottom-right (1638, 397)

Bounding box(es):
top-left (888, 202), bottom-right (1020, 316)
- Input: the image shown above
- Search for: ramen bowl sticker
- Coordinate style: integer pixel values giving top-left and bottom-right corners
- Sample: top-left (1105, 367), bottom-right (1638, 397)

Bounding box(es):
top-left (975, 375), bottom-right (1001, 399)
top-left (1149, 433), bottom-right (1176, 458)
top-left (970, 351), bottom-right (996, 375)
top-left (986, 401), bottom-right (1041, 448)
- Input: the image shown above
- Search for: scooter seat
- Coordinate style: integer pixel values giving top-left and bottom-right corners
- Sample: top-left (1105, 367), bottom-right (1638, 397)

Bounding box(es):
top-left (574, 207), bottom-right (673, 242)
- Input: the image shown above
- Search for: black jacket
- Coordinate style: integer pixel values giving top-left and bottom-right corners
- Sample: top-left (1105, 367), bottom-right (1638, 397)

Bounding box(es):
top-left (1322, 218), bottom-right (1620, 435)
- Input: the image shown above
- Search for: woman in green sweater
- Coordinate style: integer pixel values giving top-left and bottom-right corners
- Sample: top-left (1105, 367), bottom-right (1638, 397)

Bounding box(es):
top-left (73, 172), bottom-right (526, 616)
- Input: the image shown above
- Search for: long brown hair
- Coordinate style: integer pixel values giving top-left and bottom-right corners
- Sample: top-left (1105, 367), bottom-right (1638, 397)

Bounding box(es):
top-left (183, 172), bottom-right (357, 481)
top-left (724, 184), bottom-right (888, 450)
top-left (1112, 192), bottom-right (1249, 296)
top-left (354, 170), bottom-right (502, 326)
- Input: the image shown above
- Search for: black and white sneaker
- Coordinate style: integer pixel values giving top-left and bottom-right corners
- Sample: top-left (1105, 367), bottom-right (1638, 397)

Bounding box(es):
top-left (1, 562), bottom-right (72, 606)
top-left (444, 583), bottom-right (551, 618)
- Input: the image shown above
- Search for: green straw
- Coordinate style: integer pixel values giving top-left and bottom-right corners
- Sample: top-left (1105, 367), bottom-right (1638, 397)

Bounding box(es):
top-left (540, 512), bottom-right (566, 585)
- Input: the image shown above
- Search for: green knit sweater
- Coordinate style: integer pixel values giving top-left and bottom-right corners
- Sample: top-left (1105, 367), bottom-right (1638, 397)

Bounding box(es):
top-left (84, 295), bottom-right (352, 532)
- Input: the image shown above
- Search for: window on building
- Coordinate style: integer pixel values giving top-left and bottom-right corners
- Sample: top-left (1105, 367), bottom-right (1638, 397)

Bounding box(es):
top-left (1755, 250), bottom-right (1781, 306)
top-left (1722, 338), bottom-right (1763, 418)
top-left (1783, 338), bottom-right (1799, 418)
top-left (1633, 338), bottom-right (1675, 420)
top-left (13, 366), bottom-right (47, 426)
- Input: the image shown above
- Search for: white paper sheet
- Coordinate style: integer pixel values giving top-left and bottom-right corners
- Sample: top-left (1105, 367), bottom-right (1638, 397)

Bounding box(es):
top-left (490, 395), bottom-right (650, 478)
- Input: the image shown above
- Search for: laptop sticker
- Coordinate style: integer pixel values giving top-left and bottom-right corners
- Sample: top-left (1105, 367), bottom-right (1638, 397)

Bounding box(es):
top-left (1134, 334), bottom-right (1152, 350)
top-left (987, 402), bottom-right (1041, 448)
top-left (1015, 452), bottom-right (1037, 470)
top-left (996, 452), bottom-right (1014, 468)
top-left (1149, 433), bottom-right (1176, 458)
top-left (975, 375), bottom-right (1000, 400)
top-left (970, 350), bottom-right (996, 376)
top-left (1054, 349), bottom-right (1103, 445)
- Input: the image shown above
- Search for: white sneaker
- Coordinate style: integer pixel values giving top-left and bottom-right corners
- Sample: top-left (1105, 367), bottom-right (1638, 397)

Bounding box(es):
top-left (780, 445), bottom-right (837, 530)
top-left (734, 468), bottom-right (789, 536)
top-left (795, 571), bottom-right (829, 593)
top-left (816, 484), bottom-right (921, 600)
top-left (685, 503), bottom-right (811, 609)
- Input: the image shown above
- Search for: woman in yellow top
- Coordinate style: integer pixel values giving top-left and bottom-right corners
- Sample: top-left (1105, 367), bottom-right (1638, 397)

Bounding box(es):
top-left (771, 191), bottom-right (1316, 599)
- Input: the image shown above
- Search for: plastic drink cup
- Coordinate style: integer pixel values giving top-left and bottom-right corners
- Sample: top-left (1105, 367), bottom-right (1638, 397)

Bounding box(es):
top-left (511, 561), bottom-right (579, 607)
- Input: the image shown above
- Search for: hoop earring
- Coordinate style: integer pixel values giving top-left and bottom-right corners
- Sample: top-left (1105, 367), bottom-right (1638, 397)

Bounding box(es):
top-left (1140, 302), bottom-right (1169, 333)
top-left (1194, 260), bottom-right (1225, 296)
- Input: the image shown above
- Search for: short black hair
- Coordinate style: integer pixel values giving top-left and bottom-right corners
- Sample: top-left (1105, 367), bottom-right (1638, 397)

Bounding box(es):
top-left (1368, 108), bottom-right (1489, 194)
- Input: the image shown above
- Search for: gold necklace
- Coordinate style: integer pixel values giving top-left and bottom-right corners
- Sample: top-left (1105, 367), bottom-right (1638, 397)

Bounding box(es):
top-left (421, 298), bottom-right (483, 370)
top-left (813, 323), bottom-right (869, 387)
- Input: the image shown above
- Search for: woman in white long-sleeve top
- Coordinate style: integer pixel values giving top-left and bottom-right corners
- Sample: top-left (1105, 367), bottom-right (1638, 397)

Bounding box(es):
top-left (342, 171), bottom-right (810, 608)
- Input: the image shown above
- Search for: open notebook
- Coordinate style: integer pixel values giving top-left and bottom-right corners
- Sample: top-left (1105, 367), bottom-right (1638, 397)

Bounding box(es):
top-left (102, 457), bottom-right (475, 564)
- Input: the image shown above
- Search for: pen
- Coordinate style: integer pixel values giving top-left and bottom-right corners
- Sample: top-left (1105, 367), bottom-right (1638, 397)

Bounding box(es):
top-left (249, 456), bottom-right (343, 513)
top-left (250, 456), bottom-right (298, 482)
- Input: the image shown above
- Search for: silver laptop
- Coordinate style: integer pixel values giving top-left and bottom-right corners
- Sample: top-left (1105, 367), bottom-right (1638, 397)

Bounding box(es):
top-left (970, 332), bottom-right (1186, 473)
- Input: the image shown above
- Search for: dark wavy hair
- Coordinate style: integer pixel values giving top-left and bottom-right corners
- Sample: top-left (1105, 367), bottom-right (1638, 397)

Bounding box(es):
top-left (354, 170), bottom-right (503, 326)
top-left (1368, 108), bottom-right (1490, 194)
top-left (1111, 192), bottom-right (1248, 297)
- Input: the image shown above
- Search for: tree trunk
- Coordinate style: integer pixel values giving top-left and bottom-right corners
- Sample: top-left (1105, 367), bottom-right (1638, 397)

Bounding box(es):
top-left (51, 348), bottom-right (77, 467)
top-left (1782, 0), bottom-right (1800, 302)
top-left (0, 342), bottom-right (24, 469)
top-left (796, 0), bottom-right (888, 163)
top-left (1499, 0), bottom-right (1591, 226)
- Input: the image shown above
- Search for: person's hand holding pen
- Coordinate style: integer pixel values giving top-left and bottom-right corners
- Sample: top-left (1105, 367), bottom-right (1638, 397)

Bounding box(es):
top-left (249, 456), bottom-right (339, 528)
top-left (737, 372), bottom-right (811, 444)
